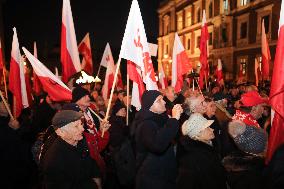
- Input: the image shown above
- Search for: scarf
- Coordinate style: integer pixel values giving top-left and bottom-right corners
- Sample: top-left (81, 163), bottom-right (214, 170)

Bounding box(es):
top-left (232, 110), bottom-right (260, 128)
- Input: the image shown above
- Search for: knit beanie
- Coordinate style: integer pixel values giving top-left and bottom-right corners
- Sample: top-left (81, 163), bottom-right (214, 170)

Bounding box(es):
top-left (141, 90), bottom-right (162, 110)
top-left (228, 121), bottom-right (268, 154)
top-left (72, 86), bottom-right (90, 103)
top-left (52, 110), bottom-right (83, 128)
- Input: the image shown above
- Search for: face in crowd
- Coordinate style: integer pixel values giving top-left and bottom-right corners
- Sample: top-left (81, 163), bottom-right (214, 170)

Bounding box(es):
top-left (77, 95), bottom-right (91, 111)
top-left (205, 101), bottom-right (216, 118)
top-left (150, 95), bottom-right (166, 114)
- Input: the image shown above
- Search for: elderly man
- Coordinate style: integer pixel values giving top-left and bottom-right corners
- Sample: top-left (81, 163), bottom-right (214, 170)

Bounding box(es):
top-left (40, 110), bottom-right (101, 189)
top-left (132, 90), bottom-right (183, 189)
top-left (224, 91), bottom-right (268, 189)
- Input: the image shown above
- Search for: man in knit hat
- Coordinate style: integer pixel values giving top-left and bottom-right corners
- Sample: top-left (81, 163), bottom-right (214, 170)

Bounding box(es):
top-left (132, 90), bottom-right (183, 189)
top-left (70, 86), bottom-right (111, 177)
top-left (223, 91), bottom-right (268, 188)
top-left (40, 110), bottom-right (101, 189)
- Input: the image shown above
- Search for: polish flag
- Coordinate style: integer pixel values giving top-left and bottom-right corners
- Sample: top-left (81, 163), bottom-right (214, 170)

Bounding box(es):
top-left (101, 43), bottom-right (115, 101)
top-left (33, 42), bottom-right (42, 96)
top-left (216, 59), bottom-right (224, 85)
top-left (23, 56), bottom-right (33, 105)
top-left (78, 33), bottom-right (93, 75)
top-left (172, 33), bottom-right (192, 92)
top-left (266, 0), bottom-right (284, 164)
top-left (127, 60), bottom-right (145, 110)
top-left (261, 19), bottom-right (271, 80)
top-left (61, 0), bottom-right (81, 83)
top-left (119, 0), bottom-right (157, 90)
top-left (8, 28), bottom-right (29, 117)
top-left (115, 63), bottom-right (124, 90)
top-left (158, 63), bottom-right (168, 89)
top-left (0, 38), bottom-right (4, 81)
top-left (23, 47), bottom-right (72, 102)
top-left (199, 10), bottom-right (209, 90)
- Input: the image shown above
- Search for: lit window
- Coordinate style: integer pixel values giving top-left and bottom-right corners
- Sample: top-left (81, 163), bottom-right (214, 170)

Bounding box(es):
top-left (177, 14), bottom-right (183, 30)
top-left (223, 0), bottom-right (229, 12)
top-left (186, 11), bottom-right (192, 26)
top-left (240, 0), bottom-right (249, 6)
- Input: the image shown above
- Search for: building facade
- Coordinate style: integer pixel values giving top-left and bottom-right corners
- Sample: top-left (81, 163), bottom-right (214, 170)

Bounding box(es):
top-left (157, 0), bottom-right (281, 82)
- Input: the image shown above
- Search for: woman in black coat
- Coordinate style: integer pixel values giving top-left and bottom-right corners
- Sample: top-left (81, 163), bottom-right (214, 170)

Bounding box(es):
top-left (177, 113), bottom-right (227, 189)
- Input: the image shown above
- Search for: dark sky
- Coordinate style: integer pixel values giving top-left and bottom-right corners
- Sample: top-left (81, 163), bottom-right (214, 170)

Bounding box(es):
top-left (2, 0), bottom-right (162, 72)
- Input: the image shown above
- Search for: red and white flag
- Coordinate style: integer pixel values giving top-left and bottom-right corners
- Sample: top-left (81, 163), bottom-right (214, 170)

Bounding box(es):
top-left (61, 0), bottom-right (81, 83)
top-left (266, 0), bottom-right (284, 164)
top-left (8, 28), bottom-right (29, 117)
top-left (158, 63), bottom-right (168, 89)
top-left (0, 38), bottom-right (5, 81)
top-left (115, 63), bottom-right (124, 90)
top-left (119, 0), bottom-right (157, 90)
top-left (172, 33), bottom-right (192, 92)
top-left (23, 47), bottom-right (72, 102)
top-left (33, 42), bottom-right (42, 96)
top-left (127, 60), bottom-right (145, 110)
top-left (261, 19), bottom-right (271, 80)
top-left (100, 43), bottom-right (113, 68)
top-left (78, 33), bottom-right (93, 75)
top-left (216, 59), bottom-right (224, 85)
top-left (199, 10), bottom-right (209, 90)
top-left (101, 43), bottom-right (115, 100)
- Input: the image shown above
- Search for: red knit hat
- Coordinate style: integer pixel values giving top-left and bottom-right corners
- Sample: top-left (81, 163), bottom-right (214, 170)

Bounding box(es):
top-left (240, 91), bottom-right (267, 107)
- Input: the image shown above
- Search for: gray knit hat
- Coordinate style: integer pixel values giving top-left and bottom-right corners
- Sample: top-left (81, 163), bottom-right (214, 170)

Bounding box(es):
top-left (52, 110), bottom-right (83, 128)
top-left (228, 121), bottom-right (268, 154)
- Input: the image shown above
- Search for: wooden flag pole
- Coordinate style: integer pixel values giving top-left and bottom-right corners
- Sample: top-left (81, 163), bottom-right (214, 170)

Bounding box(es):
top-left (126, 74), bottom-right (129, 126)
top-left (96, 65), bottom-right (102, 78)
top-left (102, 57), bottom-right (122, 137)
top-left (0, 91), bottom-right (14, 120)
top-left (88, 107), bottom-right (103, 122)
top-left (3, 68), bottom-right (8, 98)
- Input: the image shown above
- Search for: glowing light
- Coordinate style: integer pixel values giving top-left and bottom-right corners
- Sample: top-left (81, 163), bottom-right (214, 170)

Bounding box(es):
top-left (75, 71), bottom-right (96, 84)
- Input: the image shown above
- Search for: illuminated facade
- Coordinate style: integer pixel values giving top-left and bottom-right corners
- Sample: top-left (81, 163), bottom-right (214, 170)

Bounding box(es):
top-left (157, 0), bottom-right (281, 81)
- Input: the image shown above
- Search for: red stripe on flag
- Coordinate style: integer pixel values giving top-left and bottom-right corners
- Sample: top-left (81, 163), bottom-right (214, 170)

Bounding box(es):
top-left (266, 25), bottom-right (284, 163)
top-left (9, 57), bottom-right (23, 117)
top-left (38, 76), bottom-right (72, 101)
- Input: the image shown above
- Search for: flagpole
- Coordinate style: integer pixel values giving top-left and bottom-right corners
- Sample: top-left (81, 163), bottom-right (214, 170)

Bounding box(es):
top-left (192, 77), bottom-right (195, 91)
top-left (102, 57), bottom-right (121, 137)
top-left (3, 68), bottom-right (7, 98)
top-left (0, 91), bottom-right (14, 120)
top-left (96, 65), bottom-right (102, 78)
top-left (126, 74), bottom-right (129, 126)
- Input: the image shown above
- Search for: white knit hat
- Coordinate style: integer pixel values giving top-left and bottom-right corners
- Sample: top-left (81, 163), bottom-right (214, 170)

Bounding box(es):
top-left (182, 113), bottom-right (214, 138)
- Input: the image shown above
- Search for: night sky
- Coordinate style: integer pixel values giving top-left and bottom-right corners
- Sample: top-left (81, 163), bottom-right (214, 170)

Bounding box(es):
top-left (2, 0), bottom-right (162, 74)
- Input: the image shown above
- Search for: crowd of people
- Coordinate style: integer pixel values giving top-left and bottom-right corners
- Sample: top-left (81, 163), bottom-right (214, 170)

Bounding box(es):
top-left (0, 76), bottom-right (283, 189)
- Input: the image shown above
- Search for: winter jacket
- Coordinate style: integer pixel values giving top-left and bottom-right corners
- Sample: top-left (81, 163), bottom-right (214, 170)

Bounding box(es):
top-left (41, 137), bottom-right (100, 189)
top-left (133, 109), bottom-right (179, 189)
top-left (176, 136), bottom-right (227, 189)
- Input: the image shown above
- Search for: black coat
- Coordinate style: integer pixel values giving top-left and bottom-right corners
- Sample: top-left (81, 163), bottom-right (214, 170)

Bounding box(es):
top-left (109, 116), bottom-right (128, 148)
top-left (41, 137), bottom-right (100, 189)
top-left (176, 136), bottom-right (227, 189)
top-left (133, 109), bottom-right (179, 189)
top-left (0, 116), bottom-right (35, 189)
